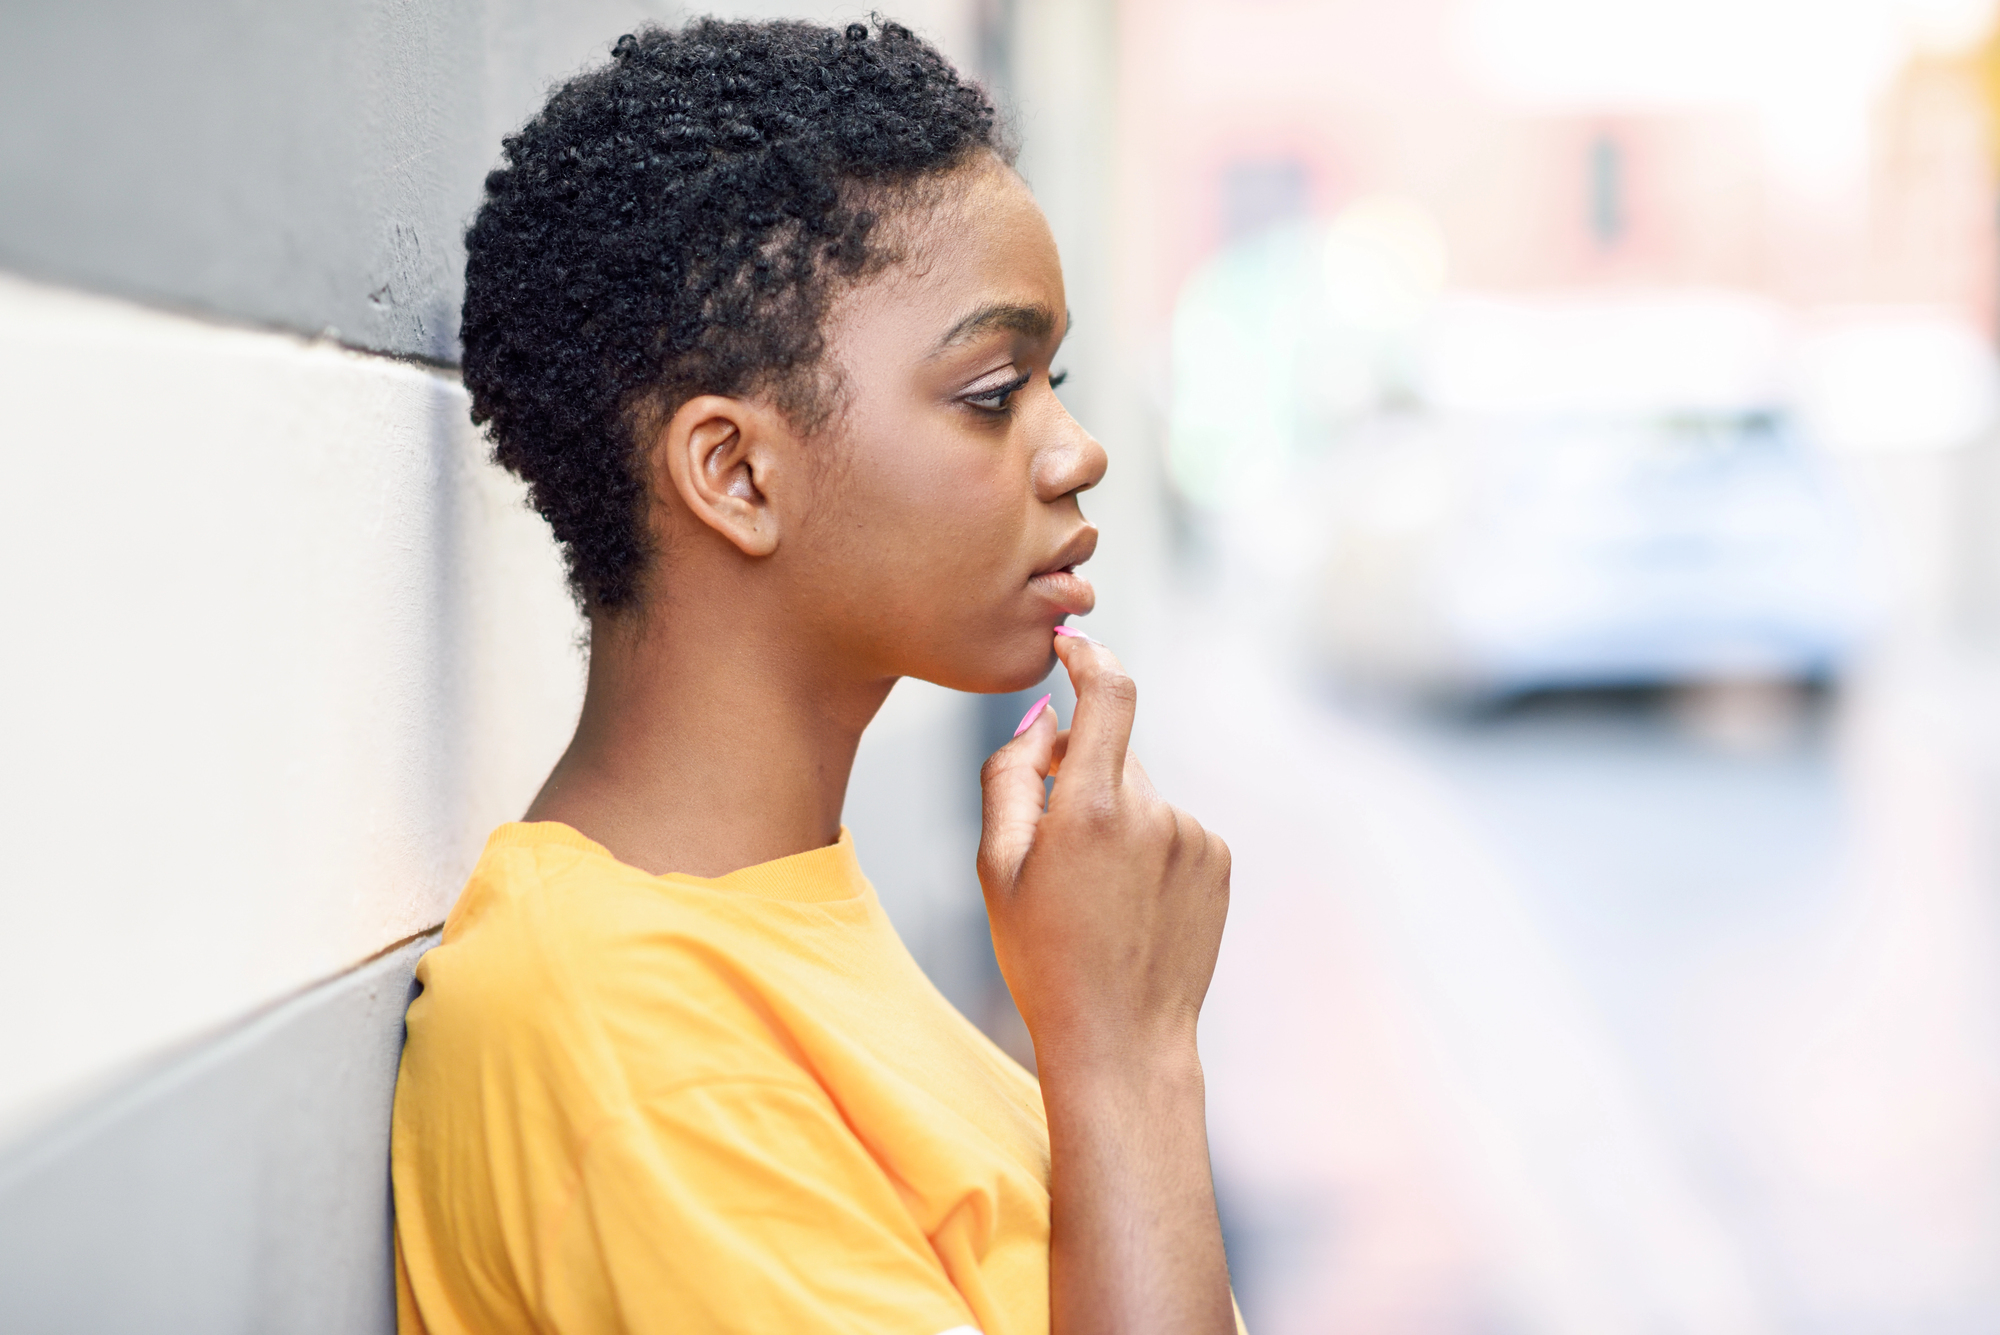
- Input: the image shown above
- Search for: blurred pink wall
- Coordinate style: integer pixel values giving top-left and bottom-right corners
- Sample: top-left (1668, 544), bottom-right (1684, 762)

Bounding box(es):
top-left (1115, 0), bottom-right (1998, 340)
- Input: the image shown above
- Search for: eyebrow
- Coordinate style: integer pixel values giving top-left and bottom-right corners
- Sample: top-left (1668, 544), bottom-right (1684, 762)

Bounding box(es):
top-left (931, 302), bottom-right (1067, 355)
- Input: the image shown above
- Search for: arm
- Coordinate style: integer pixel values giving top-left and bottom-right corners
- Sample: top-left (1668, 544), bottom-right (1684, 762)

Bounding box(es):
top-left (1041, 1045), bottom-right (1228, 1335)
top-left (978, 635), bottom-right (1235, 1335)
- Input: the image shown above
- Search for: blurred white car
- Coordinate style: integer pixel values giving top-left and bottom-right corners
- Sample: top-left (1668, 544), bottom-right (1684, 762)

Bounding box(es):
top-left (1310, 412), bottom-right (1871, 696)
top-left (1167, 242), bottom-right (1968, 697)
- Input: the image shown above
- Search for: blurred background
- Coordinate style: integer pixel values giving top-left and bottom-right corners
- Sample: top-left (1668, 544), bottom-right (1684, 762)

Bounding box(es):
top-left (4, 0), bottom-right (2000, 1331)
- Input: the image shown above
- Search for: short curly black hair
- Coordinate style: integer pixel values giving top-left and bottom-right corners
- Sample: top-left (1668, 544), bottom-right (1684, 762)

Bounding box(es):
top-left (461, 17), bottom-right (1005, 610)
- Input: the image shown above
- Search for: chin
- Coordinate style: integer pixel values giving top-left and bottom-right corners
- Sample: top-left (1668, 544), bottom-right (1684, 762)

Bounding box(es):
top-left (988, 648), bottom-right (1061, 695)
top-left (920, 637), bottom-right (1059, 696)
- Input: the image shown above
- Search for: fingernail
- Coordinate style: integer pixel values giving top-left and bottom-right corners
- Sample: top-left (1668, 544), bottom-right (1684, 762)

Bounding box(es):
top-left (1053, 625), bottom-right (1099, 645)
top-left (1013, 693), bottom-right (1053, 737)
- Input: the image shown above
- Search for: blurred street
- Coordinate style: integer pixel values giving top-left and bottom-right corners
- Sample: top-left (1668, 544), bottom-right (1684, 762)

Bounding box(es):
top-left (1143, 587), bottom-right (2000, 1333)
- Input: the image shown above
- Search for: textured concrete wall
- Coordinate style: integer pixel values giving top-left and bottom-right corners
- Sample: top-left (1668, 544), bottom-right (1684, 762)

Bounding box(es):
top-left (0, 0), bottom-right (674, 359)
top-left (0, 275), bottom-right (583, 1136)
top-left (0, 934), bottom-right (437, 1335)
top-left (0, 0), bottom-right (977, 361)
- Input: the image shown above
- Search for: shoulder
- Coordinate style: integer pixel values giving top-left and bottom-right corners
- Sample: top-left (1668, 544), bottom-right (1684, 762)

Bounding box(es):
top-left (414, 829), bottom-right (631, 1022)
top-left (405, 825), bottom-right (813, 1108)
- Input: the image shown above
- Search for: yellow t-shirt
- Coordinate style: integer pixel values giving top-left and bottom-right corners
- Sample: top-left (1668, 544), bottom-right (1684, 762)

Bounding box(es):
top-left (391, 822), bottom-right (1052, 1335)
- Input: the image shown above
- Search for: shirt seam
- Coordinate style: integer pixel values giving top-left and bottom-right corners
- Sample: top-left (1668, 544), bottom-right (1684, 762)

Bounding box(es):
top-left (492, 822), bottom-right (871, 905)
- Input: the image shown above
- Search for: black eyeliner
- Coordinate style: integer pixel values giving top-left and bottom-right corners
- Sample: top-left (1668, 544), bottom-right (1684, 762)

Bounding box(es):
top-left (966, 371), bottom-right (1033, 410)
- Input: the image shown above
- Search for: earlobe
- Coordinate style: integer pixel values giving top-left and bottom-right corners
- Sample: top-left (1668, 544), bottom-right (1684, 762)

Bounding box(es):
top-left (654, 394), bottom-right (783, 558)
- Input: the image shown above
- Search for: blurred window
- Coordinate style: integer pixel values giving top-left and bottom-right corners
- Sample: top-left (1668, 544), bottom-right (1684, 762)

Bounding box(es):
top-left (1221, 157), bottom-right (1309, 241)
top-left (1589, 133), bottom-right (1626, 246)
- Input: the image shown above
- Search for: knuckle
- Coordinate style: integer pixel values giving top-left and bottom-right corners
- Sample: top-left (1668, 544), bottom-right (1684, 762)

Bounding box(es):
top-left (1099, 671), bottom-right (1138, 710)
top-left (978, 751), bottom-right (1009, 786)
top-left (1080, 793), bottom-right (1122, 833)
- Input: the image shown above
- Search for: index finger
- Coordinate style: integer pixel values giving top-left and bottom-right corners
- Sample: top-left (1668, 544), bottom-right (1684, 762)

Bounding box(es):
top-left (1050, 630), bottom-right (1137, 791)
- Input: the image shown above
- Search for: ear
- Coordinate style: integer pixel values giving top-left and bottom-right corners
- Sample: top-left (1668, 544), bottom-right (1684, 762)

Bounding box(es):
top-left (650, 394), bottom-right (795, 559)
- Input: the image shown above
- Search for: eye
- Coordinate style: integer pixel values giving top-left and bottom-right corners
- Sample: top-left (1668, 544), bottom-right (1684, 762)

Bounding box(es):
top-left (963, 371), bottom-right (1032, 412)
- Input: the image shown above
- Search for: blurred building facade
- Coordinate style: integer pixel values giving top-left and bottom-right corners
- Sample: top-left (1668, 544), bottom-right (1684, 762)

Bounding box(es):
top-left (1125, 0), bottom-right (2000, 677)
top-left (1122, 0), bottom-right (2000, 319)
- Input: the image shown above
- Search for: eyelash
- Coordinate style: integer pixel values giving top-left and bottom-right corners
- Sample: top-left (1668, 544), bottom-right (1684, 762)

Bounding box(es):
top-left (965, 372), bottom-right (1032, 412)
top-left (965, 369), bottom-right (1069, 412)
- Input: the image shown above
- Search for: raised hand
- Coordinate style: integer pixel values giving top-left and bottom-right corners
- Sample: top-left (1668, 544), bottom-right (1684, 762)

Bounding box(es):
top-left (977, 631), bottom-right (1236, 1335)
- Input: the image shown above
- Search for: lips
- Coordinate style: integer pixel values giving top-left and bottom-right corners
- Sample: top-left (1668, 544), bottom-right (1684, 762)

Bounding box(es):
top-left (1029, 527), bottom-right (1098, 616)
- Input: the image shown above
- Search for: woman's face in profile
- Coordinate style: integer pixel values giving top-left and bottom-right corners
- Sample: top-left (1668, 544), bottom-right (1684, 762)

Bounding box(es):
top-left (796, 156), bottom-right (1108, 695)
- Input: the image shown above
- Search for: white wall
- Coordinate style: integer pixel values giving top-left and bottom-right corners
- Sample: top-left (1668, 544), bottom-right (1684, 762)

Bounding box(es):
top-left (0, 932), bottom-right (440, 1335)
top-left (0, 275), bottom-right (584, 1139)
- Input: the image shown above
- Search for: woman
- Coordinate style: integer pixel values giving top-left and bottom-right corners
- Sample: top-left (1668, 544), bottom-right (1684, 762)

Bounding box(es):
top-left (391, 18), bottom-right (1236, 1334)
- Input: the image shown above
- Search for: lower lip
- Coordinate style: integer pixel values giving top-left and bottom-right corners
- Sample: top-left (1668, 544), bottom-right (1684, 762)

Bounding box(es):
top-left (1028, 568), bottom-right (1096, 616)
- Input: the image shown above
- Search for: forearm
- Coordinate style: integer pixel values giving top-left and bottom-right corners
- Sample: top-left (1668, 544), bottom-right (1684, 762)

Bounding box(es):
top-left (1041, 1044), bottom-right (1235, 1335)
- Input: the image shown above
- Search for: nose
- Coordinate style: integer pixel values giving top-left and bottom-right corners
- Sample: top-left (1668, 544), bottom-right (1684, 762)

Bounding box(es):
top-left (1033, 396), bottom-right (1109, 504)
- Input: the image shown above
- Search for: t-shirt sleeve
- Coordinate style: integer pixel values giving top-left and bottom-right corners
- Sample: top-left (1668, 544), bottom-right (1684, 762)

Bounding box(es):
top-left (542, 1077), bottom-right (980, 1335)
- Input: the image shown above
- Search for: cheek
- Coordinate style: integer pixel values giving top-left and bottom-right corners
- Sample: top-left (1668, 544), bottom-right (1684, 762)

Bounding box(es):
top-left (849, 442), bottom-right (1025, 585)
top-left (922, 457), bottom-right (1019, 557)
top-left (802, 392), bottom-right (1048, 687)
top-left (867, 463), bottom-right (1055, 690)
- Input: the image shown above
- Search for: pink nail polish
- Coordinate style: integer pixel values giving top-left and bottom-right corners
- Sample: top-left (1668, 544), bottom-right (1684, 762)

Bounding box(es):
top-left (1053, 625), bottom-right (1094, 643)
top-left (1013, 693), bottom-right (1052, 737)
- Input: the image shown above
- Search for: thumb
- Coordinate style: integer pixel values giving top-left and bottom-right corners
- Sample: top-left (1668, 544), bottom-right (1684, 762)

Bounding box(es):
top-left (977, 694), bottom-right (1057, 896)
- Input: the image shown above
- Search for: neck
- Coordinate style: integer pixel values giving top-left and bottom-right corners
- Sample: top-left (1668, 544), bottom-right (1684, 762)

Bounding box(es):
top-left (524, 595), bottom-right (894, 878)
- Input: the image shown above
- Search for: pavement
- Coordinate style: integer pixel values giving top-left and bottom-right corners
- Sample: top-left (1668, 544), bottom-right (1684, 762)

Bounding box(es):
top-left (1138, 593), bottom-right (2000, 1334)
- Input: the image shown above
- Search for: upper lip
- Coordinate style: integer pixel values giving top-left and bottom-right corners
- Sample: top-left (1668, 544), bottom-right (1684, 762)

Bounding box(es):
top-left (1033, 526), bottom-right (1098, 579)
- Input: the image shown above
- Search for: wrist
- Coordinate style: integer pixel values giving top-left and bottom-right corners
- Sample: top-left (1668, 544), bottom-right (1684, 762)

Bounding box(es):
top-left (1033, 1027), bottom-right (1205, 1101)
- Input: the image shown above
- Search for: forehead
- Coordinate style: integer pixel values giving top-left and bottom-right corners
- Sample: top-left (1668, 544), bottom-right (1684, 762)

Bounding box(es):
top-left (829, 158), bottom-right (1066, 351)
